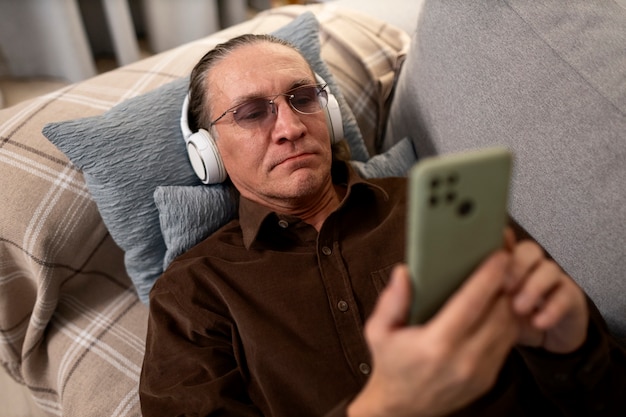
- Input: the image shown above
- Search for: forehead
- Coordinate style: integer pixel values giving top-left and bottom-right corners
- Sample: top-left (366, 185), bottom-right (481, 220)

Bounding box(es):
top-left (207, 42), bottom-right (314, 102)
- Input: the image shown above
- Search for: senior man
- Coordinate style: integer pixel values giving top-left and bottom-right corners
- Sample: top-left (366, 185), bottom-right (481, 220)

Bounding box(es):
top-left (140, 34), bottom-right (626, 416)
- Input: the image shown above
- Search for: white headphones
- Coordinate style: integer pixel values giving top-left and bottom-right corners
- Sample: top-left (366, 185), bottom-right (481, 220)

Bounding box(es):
top-left (180, 74), bottom-right (344, 184)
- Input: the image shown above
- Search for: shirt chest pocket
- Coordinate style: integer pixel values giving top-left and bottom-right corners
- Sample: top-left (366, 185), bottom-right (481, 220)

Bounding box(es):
top-left (370, 263), bottom-right (401, 295)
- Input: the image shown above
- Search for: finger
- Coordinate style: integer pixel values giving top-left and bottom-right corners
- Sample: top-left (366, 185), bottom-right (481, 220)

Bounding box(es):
top-left (504, 227), bottom-right (516, 252)
top-left (504, 240), bottom-right (544, 292)
top-left (529, 277), bottom-right (589, 353)
top-left (530, 277), bottom-right (585, 329)
top-left (512, 260), bottom-right (562, 316)
top-left (436, 294), bottom-right (519, 401)
top-left (366, 265), bottom-right (412, 343)
top-left (431, 251), bottom-right (511, 338)
top-left (531, 283), bottom-right (572, 329)
top-left (463, 294), bottom-right (518, 372)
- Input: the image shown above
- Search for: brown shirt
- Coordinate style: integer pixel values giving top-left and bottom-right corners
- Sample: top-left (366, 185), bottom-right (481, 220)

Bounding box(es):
top-left (140, 162), bottom-right (626, 417)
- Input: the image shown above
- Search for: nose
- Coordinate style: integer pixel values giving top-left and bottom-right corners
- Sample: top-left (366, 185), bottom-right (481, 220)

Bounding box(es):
top-left (270, 96), bottom-right (306, 142)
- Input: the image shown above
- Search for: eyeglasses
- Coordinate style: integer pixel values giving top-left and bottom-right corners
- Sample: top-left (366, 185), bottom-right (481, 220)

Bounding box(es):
top-left (209, 83), bottom-right (329, 129)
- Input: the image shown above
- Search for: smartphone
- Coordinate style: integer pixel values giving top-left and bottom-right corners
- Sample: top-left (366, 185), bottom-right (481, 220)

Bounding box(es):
top-left (406, 147), bottom-right (512, 324)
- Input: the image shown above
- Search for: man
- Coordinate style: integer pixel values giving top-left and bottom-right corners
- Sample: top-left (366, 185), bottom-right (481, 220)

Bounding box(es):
top-left (139, 34), bottom-right (626, 416)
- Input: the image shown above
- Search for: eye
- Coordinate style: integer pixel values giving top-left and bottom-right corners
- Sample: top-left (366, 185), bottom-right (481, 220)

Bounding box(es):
top-left (290, 87), bottom-right (319, 112)
top-left (233, 99), bottom-right (270, 122)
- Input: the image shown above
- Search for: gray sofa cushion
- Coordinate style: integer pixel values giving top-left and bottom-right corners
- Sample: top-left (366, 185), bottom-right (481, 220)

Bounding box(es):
top-left (384, 0), bottom-right (626, 339)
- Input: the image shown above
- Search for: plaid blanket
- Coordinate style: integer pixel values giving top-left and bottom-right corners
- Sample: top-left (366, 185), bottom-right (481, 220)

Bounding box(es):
top-left (0, 4), bottom-right (409, 416)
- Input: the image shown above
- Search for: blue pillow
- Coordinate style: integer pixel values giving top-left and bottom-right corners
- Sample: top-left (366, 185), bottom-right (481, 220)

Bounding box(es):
top-left (42, 12), bottom-right (368, 303)
top-left (155, 183), bottom-right (240, 269)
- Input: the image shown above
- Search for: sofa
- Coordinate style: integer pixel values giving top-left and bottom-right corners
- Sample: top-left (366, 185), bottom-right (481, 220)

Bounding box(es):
top-left (1, 0), bottom-right (624, 416)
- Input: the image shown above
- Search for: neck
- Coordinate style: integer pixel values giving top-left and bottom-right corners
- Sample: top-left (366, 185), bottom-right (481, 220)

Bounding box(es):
top-left (265, 181), bottom-right (345, 232)
top-left (297, 184), bottom-right (345, 231)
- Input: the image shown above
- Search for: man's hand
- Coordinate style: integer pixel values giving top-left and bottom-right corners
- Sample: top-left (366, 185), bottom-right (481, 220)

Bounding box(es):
top-left (349, 236), bottom-right (590, 417)
top-left (505, 240), bottom-right (589, 353)
top-left (348, 253), bottom-right (519, 417)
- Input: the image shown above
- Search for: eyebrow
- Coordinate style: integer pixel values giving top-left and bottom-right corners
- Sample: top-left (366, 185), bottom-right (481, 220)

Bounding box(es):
top-left (227, 78), bottom-right (316, 108)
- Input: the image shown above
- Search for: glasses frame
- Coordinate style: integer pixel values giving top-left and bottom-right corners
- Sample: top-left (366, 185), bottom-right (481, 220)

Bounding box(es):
top-left (209, 83), bottom-right (329, 129)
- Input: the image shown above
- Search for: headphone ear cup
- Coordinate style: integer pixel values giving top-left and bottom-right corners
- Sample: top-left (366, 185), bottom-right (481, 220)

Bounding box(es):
top-left (186, 129), bottom-right (227, 184)
top-left (323, 92), bottom-right (343, 144)
top-left (314, 74), bottom-right (344, 144)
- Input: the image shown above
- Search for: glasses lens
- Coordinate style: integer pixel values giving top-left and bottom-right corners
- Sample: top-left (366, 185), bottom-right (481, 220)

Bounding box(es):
top-left (232, 99), bottom-right (272, 128)
top-left (290, 85), bottom-right (328, 114)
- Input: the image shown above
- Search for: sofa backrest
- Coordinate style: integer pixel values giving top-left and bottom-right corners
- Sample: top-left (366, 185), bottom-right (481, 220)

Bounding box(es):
top-left (384, 0), bottom-right (626, 340)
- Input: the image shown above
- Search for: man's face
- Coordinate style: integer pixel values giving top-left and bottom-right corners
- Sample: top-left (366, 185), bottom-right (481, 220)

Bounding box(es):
top-left (207, 42), bottom-right (333, 209)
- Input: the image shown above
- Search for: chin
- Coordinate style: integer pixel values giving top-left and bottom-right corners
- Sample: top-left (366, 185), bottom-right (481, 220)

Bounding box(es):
top-left (279, 169), bottom-right (328, 197)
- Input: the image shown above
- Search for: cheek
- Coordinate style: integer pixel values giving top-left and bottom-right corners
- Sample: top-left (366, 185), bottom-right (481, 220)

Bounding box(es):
top-left (315, 135), bottom-right (332, 161)
top-left (310, 117), bottom-right (332, 144)
top-left (217, 137), bottom-right (263, 176)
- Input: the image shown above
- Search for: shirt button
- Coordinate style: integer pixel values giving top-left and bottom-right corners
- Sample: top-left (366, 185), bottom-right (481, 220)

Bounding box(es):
top-left (337, 300), bottom-right (349, 312)
top-left (322, 246), bottom-right (332, 256)
top-left (359, 363), bottom-right (371, 375)
top-left (278, 220), bottom-right (289, 229)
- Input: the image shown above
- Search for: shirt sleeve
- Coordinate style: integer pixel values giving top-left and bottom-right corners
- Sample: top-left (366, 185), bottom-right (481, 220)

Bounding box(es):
top-left (139, 283), bottom-right (263, 417)
top-left (517, 296), bottom-right (626, 416)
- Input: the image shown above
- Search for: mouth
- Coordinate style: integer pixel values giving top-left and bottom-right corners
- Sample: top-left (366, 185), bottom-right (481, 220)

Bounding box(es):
top-left (271, 152), bottom-right (316, 170)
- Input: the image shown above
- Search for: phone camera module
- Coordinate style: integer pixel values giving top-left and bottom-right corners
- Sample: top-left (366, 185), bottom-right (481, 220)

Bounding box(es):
top-left (457, 199), bottom-right (474, 217)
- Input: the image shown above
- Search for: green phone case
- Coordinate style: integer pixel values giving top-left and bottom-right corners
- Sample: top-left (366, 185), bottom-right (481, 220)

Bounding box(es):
top-left (406, 147), bottom-right (512, 324)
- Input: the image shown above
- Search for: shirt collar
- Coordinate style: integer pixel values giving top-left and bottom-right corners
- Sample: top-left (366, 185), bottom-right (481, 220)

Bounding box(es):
top-left (238, 161), bottom-right (388, 249)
